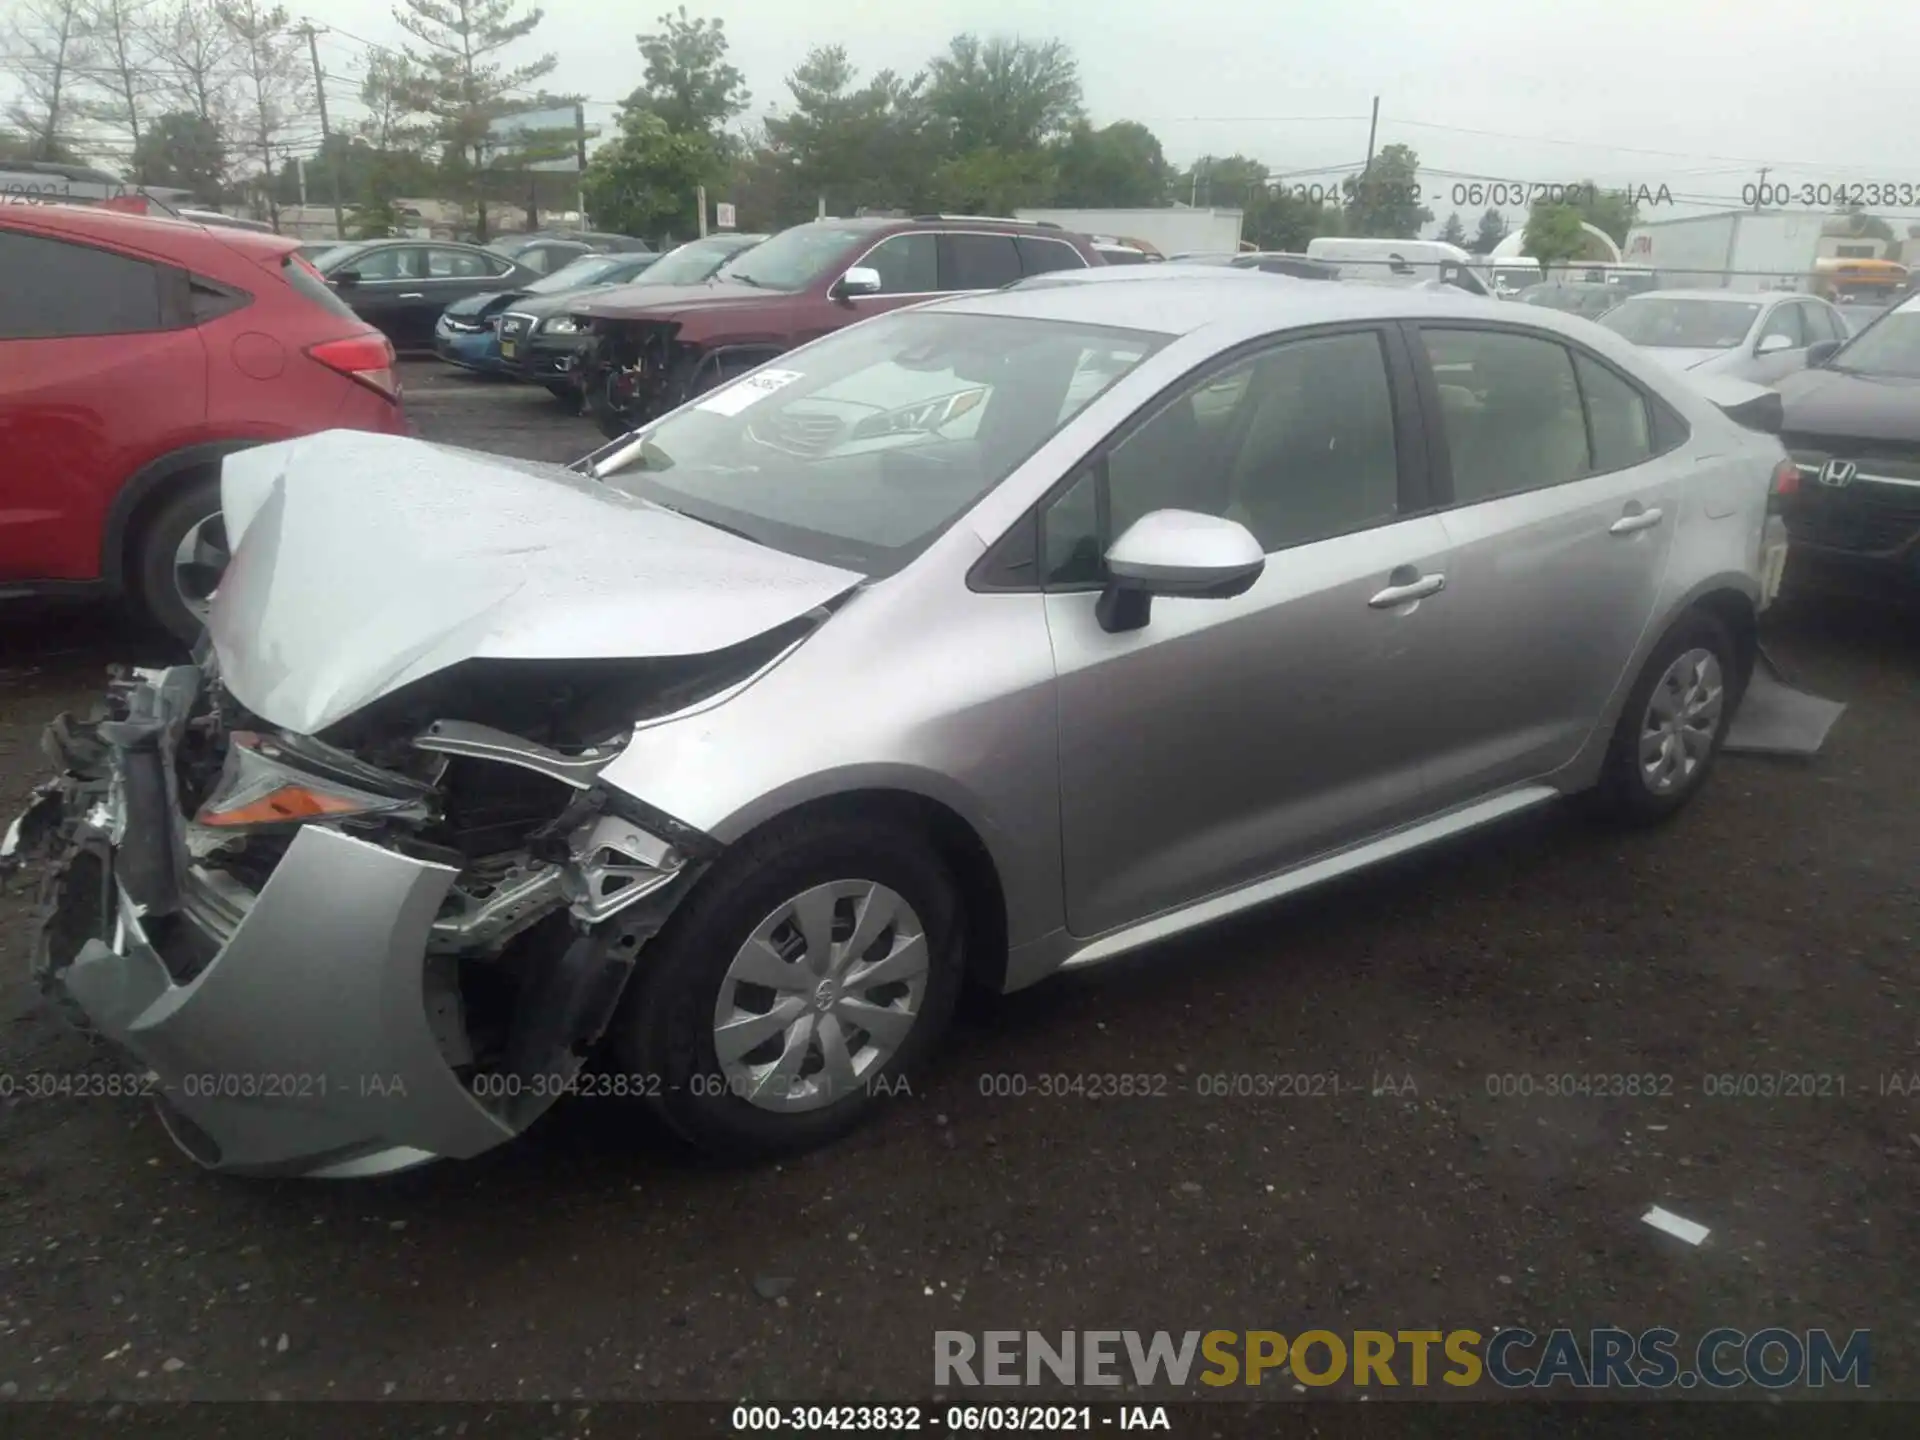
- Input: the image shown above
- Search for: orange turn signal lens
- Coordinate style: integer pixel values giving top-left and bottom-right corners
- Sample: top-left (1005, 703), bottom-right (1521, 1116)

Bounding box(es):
top-left (196, 786), bottom-right (371, 828)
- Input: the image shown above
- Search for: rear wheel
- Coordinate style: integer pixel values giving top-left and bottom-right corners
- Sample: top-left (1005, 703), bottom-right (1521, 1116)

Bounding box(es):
top-left (614, 814), bottom-right (963, 1161)
top-left (1589, 610), bottom-right (1739, 824)
top-left (133, 475), bottom-right (228, 645)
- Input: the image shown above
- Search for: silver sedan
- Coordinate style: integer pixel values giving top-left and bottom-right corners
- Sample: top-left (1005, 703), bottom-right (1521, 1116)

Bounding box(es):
top-left (1597, 288), bottom-right (1849, 383)
top-left (9, 269), bottom-right (1791, 1176)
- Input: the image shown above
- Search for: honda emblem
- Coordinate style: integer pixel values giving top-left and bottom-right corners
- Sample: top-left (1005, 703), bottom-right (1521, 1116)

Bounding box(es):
top-left (1818, 459), bottom-right (1857, 488)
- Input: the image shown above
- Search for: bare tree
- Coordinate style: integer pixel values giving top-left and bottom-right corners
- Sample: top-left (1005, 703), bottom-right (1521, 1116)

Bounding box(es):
top-left (78, 0), bottom-right (158, 177)
top-left (149, 0), bottom-right (238, 123)
top-left (214, 0), bottom-right (309, 223)
top-left (1, 0), bottom-right (95, 162)
top-left (357, 46), bottom-right (422, 151)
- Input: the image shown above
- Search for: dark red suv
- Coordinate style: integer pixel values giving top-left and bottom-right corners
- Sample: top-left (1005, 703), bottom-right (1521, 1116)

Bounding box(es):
top-left (572, 216), bottom-right (1105, 437)
top-left (0, 203), bottom-right (406, 640)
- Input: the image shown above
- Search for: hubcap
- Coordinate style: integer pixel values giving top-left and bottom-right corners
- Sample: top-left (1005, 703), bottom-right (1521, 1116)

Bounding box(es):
top-left (713, 880), bottom-right (929, 1113)
top-left (1638, 647), bottom-right (1723, 795)
top-left (172, 513), bottom-right (230, 624)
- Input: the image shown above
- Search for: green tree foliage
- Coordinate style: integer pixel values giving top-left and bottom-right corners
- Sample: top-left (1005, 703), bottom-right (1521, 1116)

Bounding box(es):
top-left (1570, 181), bottom-right (1637, 245)
top-left (1470, 206), bottom-right (1509, 254)
top-left (1522, 202), bottom-right (1590, 268)
top-left (4, 0), bottom-right (94, 163)
top-left (134, 110), bottom-right (226, 197)
top-left (627, 5), bottom-right (748, 140)
top-left (391, 0), bottom-right (556, 240)
top-left (931, 144), bottom-right (1054, 216)
top-left (1437, 211), bottom-right (1467, 246)
top-left (926, 34), bottom-right (1081, 154)
top-left (1050, 120), bottom-right (1170, 208)
top-left (582, 105), bottom-right (721, 240)
top-left (1341, 144), bottom-right (1433, 238)
top-left (1177, 155), bottom-right (1343, 253)
top-left (759, 46), bottom-right (940, 218)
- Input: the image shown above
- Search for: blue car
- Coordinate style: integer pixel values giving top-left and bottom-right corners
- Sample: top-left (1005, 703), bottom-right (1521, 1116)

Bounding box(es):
top-left (433, 251), bottom-right (660, 373)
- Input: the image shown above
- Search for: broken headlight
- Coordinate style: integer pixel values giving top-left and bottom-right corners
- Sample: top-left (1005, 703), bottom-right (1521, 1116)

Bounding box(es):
top-left (849, 387), bottom-right (988, 441)
top-left (195, 732), bottom-right (434, 831)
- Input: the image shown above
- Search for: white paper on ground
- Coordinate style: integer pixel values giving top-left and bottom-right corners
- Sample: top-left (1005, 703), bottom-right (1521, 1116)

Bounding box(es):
top-left (695, 368), bottom-right (804, 416)
top-left (1642, 1206), bottom-right (1710, 1245)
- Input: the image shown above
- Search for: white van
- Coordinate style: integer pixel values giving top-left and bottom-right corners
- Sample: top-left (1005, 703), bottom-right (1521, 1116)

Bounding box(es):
top-left (1306, 236), bottom-right (1475, 281)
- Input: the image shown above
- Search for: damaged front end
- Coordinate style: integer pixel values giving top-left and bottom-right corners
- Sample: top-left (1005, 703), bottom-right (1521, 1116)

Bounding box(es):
top-left (580, 317), bottom-right (788, 436)
top-left (5, 647), bottom-right (729, 1178)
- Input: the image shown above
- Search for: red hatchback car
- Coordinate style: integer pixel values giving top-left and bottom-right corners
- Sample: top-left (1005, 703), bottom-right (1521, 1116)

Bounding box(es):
top-left (0, 203), bottom-right (406, 640)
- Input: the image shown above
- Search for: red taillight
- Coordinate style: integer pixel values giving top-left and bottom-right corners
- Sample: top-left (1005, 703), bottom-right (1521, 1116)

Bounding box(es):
top-left (307, 332), bottom-right (398, 400)
top-left (1770, 458), bottom-right (1801, 498)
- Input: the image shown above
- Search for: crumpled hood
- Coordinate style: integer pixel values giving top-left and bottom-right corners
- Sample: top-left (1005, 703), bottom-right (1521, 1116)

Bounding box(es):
top-left (209, 431), bottom-right (863, 735)
top-left (442, 289), bottom-right (524, 320)
top-left (572, 280), bottom-right (774, 321)
top-left (1775, 365), bottom-right (1920, 443)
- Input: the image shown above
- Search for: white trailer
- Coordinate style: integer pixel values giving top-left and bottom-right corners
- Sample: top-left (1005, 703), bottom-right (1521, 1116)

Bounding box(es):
top-left (1013, 206), bottom-right (1243, 257)
top-left (1621, 212), bottom-right (1830, 293)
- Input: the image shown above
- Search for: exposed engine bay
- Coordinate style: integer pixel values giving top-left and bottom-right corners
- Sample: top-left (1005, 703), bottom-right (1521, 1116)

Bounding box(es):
top-left (4, 633), bottom-right (814, 1174)
top-left (581, 318), bottom-right (788, 432)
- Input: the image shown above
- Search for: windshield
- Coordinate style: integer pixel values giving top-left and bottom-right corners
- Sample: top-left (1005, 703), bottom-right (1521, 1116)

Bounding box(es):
top-left (1600, 297), bottom-right (1760, 349)
top-left (1830, 309), bottom-right (1920, 378)
top-left (593, 311), bottom-right (1167, 574)
top-left (652, 237), bottom-right (755, 285)
top-left (526, 256), bottom-right (629, 293)
top-left (713, 224), bottom-right (872, 292)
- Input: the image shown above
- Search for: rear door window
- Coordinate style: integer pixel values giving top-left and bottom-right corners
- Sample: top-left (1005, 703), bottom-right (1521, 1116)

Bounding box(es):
top-left (280, 253), bottom-right (358, 322)
top-left (1420, 328), bottom-right (1591, 503)
top-left (0, 229), bottom-right (166, 338)
top-left (940, 233), bottom-right (1022, 291)
top-left (1016, 236), bottom-right (1088, 276)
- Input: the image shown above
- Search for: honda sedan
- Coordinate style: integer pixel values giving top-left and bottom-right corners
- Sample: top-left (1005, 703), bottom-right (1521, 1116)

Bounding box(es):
top-left (10, 270), bottom-right (1793, 1176)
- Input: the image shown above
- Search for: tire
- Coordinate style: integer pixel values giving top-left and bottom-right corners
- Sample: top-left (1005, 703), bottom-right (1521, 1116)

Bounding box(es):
top-left (1588, 609), bottom-right (1740, 824)
top-left (132, 475), bottom-right (227, 646)
top-left (614, 813), bottom-right (963, 1161)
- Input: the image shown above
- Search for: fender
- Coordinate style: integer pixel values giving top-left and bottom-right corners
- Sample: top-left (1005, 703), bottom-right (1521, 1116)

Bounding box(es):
top-left (99, 438), bottom-right (269, 592)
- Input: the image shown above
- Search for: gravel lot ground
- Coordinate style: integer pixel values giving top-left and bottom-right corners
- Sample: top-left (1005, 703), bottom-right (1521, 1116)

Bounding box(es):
top-left (1, 359), bottom-right (1916, 1406)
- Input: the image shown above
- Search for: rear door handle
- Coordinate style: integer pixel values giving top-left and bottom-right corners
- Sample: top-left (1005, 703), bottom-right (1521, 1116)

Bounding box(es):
top-left (396, 291), bottom-right (425, 300)
top-left (1368, 573), bottom-right (1446, 608)
top-left (1609, 507), bottom-right (1664, 535)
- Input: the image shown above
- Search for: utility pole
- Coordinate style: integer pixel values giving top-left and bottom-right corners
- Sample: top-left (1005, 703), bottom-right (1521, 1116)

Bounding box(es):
top-left (573, 101), bottom-right (587, 225)
top-left (1363, 96), bottom-right (1380, 177)
top-left (294, 23), bottom-right (349, 242)
top-left (296, 155), bottom-right (307, 205)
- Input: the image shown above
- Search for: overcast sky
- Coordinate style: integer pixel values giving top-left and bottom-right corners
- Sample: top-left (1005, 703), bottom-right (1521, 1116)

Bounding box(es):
top-left (295, 0), bottom-right (1920, 225)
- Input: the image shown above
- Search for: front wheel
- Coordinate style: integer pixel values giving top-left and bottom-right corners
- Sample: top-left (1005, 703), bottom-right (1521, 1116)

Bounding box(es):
top-left (133, 475), bottom-right (229, 646)
top-left (614, 814), bottom-right (963, 1161)
top-left (1589, 610), bottom-right (1740, 824)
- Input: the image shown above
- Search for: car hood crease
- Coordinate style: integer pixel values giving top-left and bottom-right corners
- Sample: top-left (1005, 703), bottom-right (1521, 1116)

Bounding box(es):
top-left (209, 431), bottom-right (863, 734)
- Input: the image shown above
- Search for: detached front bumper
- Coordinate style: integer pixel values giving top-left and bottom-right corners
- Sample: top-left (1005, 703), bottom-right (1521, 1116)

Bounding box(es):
top-left (9, 666), bottom-right (688, 1178)
top-left (433, 321), bottom-right (503, 372)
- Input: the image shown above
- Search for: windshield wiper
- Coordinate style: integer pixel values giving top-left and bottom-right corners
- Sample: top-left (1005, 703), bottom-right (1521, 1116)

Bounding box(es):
top-left (724, 273), bottom-right (767, 288)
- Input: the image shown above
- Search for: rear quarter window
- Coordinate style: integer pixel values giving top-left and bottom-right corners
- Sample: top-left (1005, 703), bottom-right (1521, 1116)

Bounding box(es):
top-left (280, 253), bottom-right (360, 323)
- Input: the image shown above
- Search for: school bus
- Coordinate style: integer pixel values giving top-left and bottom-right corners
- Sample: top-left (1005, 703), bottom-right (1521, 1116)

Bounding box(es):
top-left (1811, 256), bottom-right (1909, 302)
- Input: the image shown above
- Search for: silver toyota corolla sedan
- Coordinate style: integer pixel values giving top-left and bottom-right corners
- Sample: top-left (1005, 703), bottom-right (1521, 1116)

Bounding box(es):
top-left (5, 270), bottom-right (1796, 1177)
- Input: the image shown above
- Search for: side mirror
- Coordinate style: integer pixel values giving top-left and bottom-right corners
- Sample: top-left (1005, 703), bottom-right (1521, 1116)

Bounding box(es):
top-left (1806, 338), bottom-right (1842, 367)
top-left (1095, 510), bottom-right (1265, 634)
top-left (832, 266), bottom-right (883, 300)
top-left (332, 270), bottom-right (361, 288)
top-left (1755, 332), bottom-right (1795, 355)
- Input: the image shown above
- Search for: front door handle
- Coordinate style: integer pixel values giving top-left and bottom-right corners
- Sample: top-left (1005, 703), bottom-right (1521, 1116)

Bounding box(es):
top-left (1368, 573), bottom-right (1446, 608)
top-left (1609, 506), bottom-right (1664, 535)
top-left (396, 291), bottom-right (425, 300)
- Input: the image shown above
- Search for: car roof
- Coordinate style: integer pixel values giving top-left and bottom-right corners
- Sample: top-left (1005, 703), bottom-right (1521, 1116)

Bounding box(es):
top-left (937, 267), bottom-right (1538, 337)
top-left (1620, 288), bottom-right (1786, 304)
top-left (1, 199), bottom-right (301, 268)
